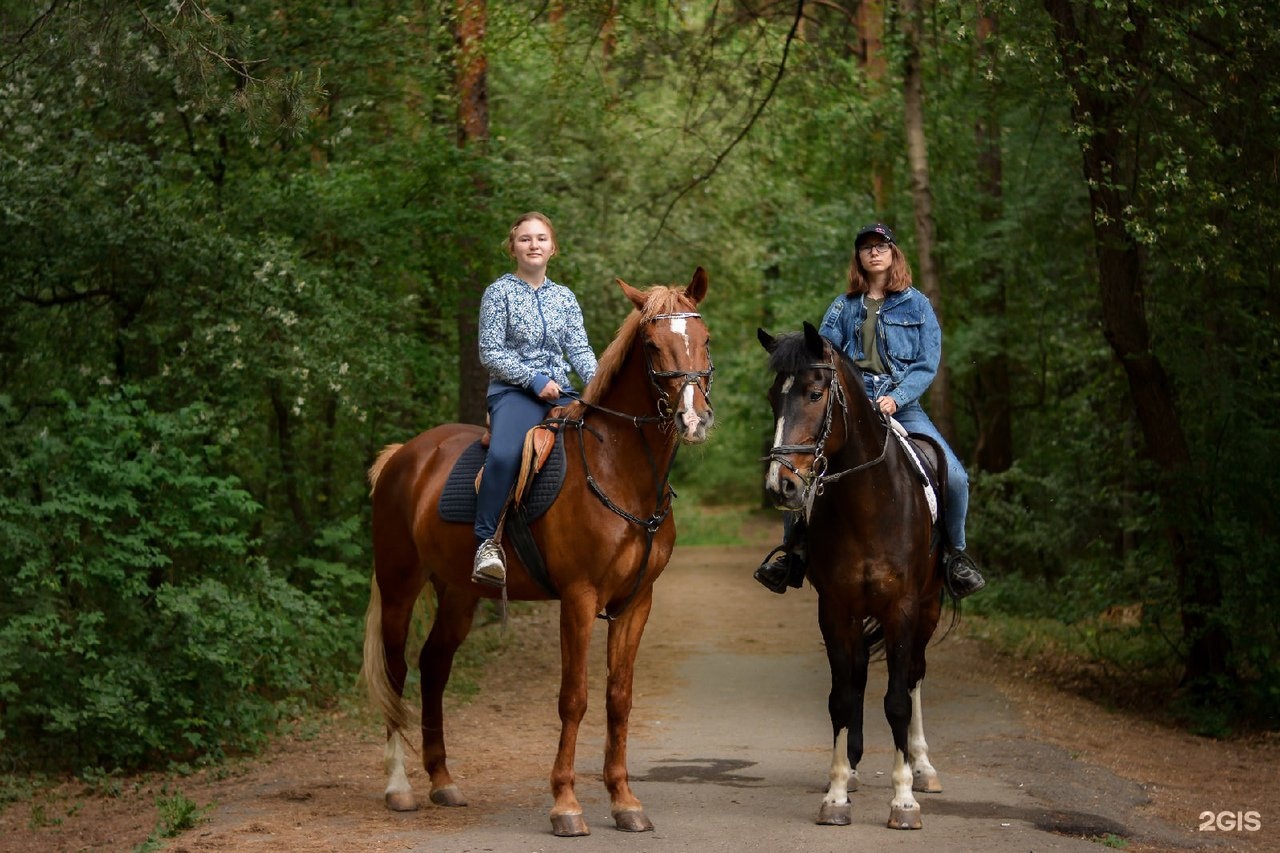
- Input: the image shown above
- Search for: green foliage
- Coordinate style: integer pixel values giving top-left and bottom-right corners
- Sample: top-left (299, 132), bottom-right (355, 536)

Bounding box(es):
top-left (0, 390), bottom-right (352, 771)
top-left (153, 787), bottom-right (211, 837)
top-left (132, 786), bottom-right (212, 851)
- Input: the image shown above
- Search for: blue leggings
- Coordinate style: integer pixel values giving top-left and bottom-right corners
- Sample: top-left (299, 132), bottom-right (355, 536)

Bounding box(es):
top-left (474, 388), bottom-right (570, 541)
top-left (864, 375), bottom-right (970, 550)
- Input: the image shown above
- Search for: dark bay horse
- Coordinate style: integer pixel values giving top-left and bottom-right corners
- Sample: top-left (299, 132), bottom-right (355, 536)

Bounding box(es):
top-left (362, 269), bottom-right (713, 837)
top-left (759, 322), bottom-right (946, 830)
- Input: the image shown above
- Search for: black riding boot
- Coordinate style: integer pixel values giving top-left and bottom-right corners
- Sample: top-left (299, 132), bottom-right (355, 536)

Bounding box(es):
top-left (754, 516), bottom-right (807, 594)
top-left (944, 550), bottom-right (986, 599)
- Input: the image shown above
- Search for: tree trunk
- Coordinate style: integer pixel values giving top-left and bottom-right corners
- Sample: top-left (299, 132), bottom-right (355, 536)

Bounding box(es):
top-left (455, 0), bottom-right (490, 427)
top-left (268, 379), bottom-right (313, 546)
top-left (899, 0), bottom-right (954, 440)
top-left (857, 0), bottom-right (890, 211)
top-left (1042, 0), bottom-right (1230, 691)
top-left (972, 4), bottom-right (1012, 473)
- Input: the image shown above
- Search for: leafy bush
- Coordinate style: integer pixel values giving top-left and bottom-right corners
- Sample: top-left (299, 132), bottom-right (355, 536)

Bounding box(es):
top-left (0, 390), bottom-right (351, 772)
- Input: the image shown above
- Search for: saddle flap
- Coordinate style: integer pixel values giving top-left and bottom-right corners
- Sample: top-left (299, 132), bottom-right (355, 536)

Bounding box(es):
top-left (515, 423), bottom-right (560, 505)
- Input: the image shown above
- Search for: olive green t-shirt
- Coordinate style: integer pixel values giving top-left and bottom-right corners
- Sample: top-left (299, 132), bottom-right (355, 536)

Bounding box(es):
top-left (855, 296), bottom-right (888, 375)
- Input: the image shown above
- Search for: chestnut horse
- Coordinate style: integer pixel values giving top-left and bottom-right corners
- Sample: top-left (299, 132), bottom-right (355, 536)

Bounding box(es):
top-left (759, 322), bottom-right (946, 830)
top-left (362, 269), bottom-right (713, 837)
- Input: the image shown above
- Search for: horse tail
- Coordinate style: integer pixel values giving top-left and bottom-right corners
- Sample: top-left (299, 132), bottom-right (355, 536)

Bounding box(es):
top-left (361, 574), bottom-right (412, 734)
top-left (368, 443), bottom-right (404, 495)
top-left (863, 617), bottom-right (887, 660)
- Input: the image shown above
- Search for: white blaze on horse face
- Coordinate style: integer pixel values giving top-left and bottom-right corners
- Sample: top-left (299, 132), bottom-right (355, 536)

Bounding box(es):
top-left (766, 414), bottom-right (787, 492)
top-left (668, 317), bottom-right (691, 357)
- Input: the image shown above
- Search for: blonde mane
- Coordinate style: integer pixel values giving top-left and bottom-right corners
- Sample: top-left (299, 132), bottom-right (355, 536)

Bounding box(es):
top-left (580, 285), bottom-right (691, 407)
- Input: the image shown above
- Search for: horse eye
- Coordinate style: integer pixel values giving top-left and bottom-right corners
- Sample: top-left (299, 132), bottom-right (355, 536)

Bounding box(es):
top-left (809, 390), bottom-right (823, 403)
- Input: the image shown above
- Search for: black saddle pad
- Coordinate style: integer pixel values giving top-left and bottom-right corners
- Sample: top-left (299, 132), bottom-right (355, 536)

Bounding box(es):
top-left (438, 434), bottom-right (567, 525)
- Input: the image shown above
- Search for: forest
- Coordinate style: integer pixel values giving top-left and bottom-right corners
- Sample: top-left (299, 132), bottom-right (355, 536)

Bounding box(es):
top-left (1, 0), bottom-right (1277, 774)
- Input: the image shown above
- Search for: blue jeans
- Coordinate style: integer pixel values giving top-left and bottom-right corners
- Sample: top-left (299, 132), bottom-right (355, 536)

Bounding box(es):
top-left (864, 375), bottom-right (969, 550)
top-left (474, 387), bottom-right (571, 541)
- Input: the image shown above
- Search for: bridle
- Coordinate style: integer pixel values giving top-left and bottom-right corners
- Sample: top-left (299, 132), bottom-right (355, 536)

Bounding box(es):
top-left (764, 354), bottom-right (892, 518)
top-left (574, 311), bottom-right (714, 429)
top-left (645, 311), bottom-right (715, 425)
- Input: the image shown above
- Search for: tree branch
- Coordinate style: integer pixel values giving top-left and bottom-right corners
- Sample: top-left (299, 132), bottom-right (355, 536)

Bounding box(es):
top-left (639, 0), bottom-right (806, 254)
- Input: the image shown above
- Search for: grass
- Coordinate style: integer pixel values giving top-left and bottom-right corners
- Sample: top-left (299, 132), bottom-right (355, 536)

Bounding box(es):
top-left (962, 609), bottom-right (1183, 718)
top-left (674, 502), bottom-right (779, 547)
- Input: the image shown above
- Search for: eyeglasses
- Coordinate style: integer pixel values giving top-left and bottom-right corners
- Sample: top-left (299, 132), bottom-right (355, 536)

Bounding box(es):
top-left (859, 243), bottom-right (892, 256)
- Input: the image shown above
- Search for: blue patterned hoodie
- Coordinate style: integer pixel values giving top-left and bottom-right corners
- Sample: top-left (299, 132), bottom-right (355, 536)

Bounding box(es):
top-left (478, 273), bottom-right (597, 398)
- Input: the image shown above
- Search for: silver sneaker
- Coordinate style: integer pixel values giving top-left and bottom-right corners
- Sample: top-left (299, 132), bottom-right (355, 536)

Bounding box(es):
top-left (471, 538), bottom-right (506, 587)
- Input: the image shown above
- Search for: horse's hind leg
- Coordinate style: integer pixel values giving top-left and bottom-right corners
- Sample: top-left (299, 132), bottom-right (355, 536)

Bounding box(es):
top-left (908, 683), bottom-right (941, 793)
top-left (909, 598), bottom-right (942, 793)
top-left (603, 587), bottom-right (655, 833)
top-left (884, 632), bottom-right (924, 829)
top-left (419, 581), bottom-right (481, 808)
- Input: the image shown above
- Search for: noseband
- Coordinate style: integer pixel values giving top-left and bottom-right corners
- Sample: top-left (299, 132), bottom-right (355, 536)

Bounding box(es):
top-left (765, 356), bottom-right (892, 516)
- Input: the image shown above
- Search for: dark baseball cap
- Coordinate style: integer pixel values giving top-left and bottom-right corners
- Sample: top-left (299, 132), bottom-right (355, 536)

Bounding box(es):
top-left (855, 223), bottom-right (895, 246)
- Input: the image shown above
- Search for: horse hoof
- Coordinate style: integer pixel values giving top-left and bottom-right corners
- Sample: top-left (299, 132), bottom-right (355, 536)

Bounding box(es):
top-left (429, 784), bottom-right (468, 807)
top-left (385, 791), bottom-right (418, 812)
top-left (817, 801), bottom-right (852, 825)
top-left (551, 812), bottom-right (590, 837)
top-left (887, 804), bottom-right (923, 830)
top-left (612, 809), bottom-right (654, 832)
top-left (912, 770), bottom-right (942, 793)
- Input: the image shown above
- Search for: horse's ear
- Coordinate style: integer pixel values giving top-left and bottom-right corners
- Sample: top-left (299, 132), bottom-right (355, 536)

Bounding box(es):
top-left (616, 277), bottom-right (647, 311)
top-left (802, 321), bottom-right (825, 358)
top-left (757, 327), bottom-right (778, 353)
top-left (685, 266), bottom-right (708, 305)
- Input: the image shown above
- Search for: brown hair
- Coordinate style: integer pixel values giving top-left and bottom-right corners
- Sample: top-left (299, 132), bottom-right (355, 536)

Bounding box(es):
top-left (505, 211), bottom-right (558, 259)
top-left (846, 242), bottom-right (913, 295)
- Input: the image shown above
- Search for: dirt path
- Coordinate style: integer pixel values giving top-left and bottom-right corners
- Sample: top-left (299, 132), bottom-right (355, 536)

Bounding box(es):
top-left (5, 544), bottom-right (1277, 852)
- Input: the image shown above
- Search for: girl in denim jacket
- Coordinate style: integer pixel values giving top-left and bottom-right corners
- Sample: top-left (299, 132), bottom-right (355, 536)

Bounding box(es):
top-left (755, 224), bottom-right (985, 599)
top-left (471, 212), bottom-right (597, 587)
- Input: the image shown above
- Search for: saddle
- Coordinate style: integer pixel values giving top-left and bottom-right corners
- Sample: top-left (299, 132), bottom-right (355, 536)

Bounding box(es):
top-left (886, 417), bottom-right (947, 524)
top-left (437, 421), bottom-right (568, 526)
top-left (474, 404), bottom-right (570, 496)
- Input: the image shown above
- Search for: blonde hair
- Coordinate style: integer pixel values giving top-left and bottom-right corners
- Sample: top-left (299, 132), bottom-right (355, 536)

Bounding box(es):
top-left (846, 241), bottom-right (912, 295)
top-left (505, 211), bottom-right (558, 260)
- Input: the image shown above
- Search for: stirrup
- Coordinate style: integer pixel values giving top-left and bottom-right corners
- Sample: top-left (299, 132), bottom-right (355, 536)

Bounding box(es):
top-left (944, 551), bottom-right (986, 599)
top-left (754, 547), bottom-right (790, 594)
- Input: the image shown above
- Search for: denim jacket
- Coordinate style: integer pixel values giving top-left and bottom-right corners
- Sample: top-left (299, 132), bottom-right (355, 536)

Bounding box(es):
top-left (478, 273), bottom-right (597, 398)
top-left (817, 287), bottom-right (941, 408)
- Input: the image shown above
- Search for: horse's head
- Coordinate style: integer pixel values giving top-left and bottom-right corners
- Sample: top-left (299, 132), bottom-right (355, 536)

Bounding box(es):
top-left (758, 322), bottom-right (845, 511)
top-left (615, 267), bottom-right (714, 443)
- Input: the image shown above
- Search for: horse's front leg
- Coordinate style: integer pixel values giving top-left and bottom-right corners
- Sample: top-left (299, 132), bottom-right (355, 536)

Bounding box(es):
top-left (549, 591), bottom-right (598, 837)
top-left (884, 639), bottom-right (923, 829)
top-left (816, 593), bottom-right (866, 826)
top-left (603, 586), bottom-right (655, 832)
top-left (908, 683), bottom-right (941, 793)
top-left (420, 583), bottom-right (480, 808)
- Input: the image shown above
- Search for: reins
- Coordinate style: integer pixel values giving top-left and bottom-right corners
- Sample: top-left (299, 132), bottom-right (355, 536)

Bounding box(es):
top-left (556, 310), bottom-right (713, 621)
top-left (764, 355), bottom-right (893, 519)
